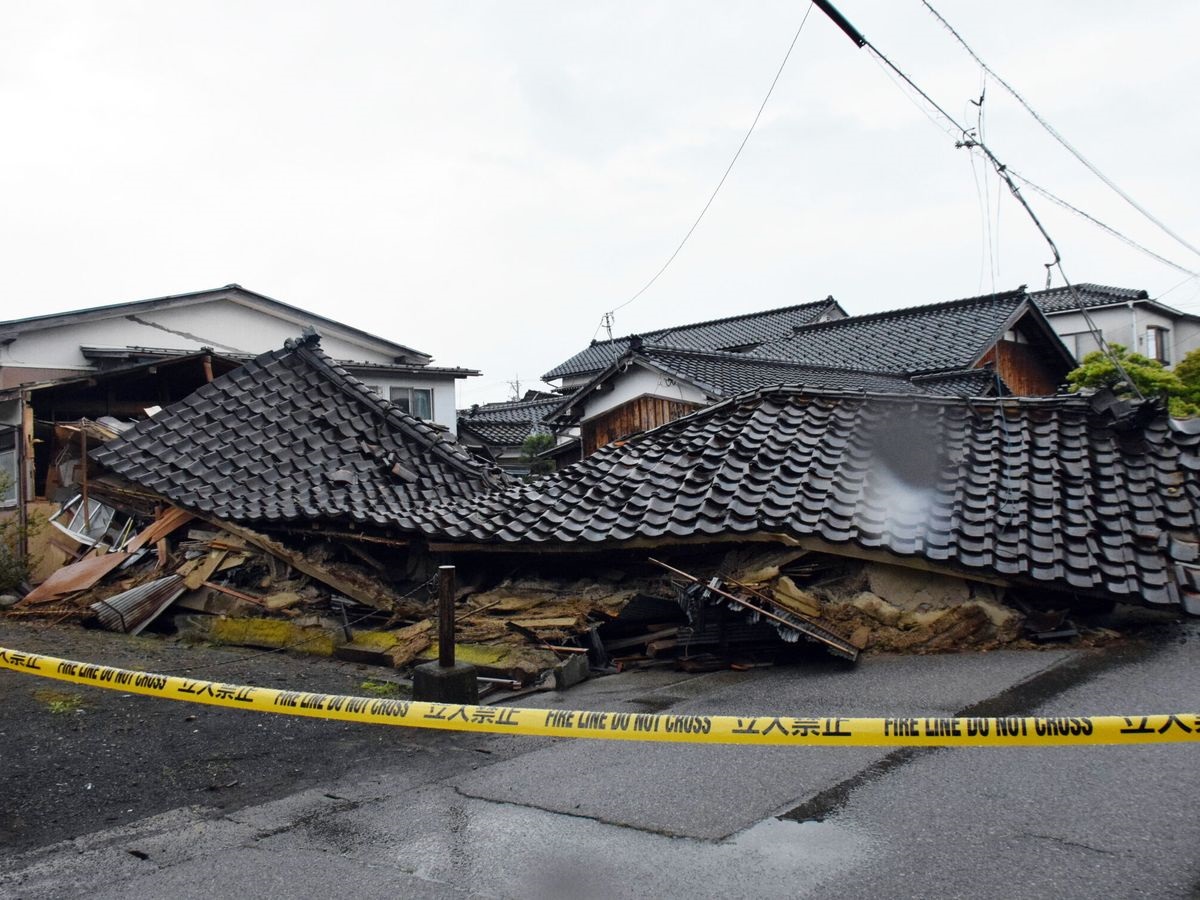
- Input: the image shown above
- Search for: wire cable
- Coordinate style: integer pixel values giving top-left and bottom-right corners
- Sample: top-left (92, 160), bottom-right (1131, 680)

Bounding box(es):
top-left (606, 2), bottom-right (816, 319)
top-left (811, 3), bottom-right (1144, 395)
top-left (1005, 169), bottom-right (1199, 279)
top-left (919, 0), bottom-right (1200, 261)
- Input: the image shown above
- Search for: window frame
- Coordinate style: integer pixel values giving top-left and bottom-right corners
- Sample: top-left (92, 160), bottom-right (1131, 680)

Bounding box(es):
top-left (1145, 326), bottom-right (1171, 365)
top-left (0, 428), bottom-right (16, 507)
top-left (388, 386), bottom-right (435, 421)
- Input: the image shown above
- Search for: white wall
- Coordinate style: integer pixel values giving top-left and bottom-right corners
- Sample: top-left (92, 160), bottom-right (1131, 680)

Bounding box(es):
top-left (0, 296), bottom-right (467, 433)
top-left (351, 370), bottom-right (460, 435)
top-left (578, 364), bottom-right (708, 423)
top-left (1049, 303), bottom-right (1198, 365)
top-left (0, 297), bottom-right (400, 372)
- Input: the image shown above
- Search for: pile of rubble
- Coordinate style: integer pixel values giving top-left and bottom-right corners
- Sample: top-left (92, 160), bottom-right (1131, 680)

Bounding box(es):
top-left (6, 493), bottom-right (1063, 694)
top-left (9, 334), bottom-right (1185, 693)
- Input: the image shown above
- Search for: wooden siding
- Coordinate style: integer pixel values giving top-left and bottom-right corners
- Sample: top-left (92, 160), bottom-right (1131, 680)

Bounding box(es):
top-left (978, 340), bottom-right (1064, 396)
top-left (583, 395), bottom-right (701, 455)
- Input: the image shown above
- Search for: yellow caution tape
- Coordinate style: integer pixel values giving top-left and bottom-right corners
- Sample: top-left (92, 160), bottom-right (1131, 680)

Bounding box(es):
top-left (2, 646), bottom-right (1197, 746)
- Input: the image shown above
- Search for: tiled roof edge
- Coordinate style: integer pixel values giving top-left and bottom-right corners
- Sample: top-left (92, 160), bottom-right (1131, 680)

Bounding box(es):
top-left (294, 342), bottom-right (507, 485)
top-left (540, 296), bottom-right (841, 380)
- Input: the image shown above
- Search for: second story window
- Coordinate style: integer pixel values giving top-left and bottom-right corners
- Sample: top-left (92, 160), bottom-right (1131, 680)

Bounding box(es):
top-left (1146, 326), bottom-right (1171, 364)
top-left (390, 386), bottom-right (434, 420)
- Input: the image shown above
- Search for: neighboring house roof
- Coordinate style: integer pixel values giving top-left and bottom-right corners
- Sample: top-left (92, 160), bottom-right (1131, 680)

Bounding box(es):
top-left (542, 297), bottom-right (845, 381)
top-left (458, 394), bottom-right (564, 448)
top-left (636, 347), bottom-right (920, 397)
top-left (545, 343), bottom-right (1004, 426)
top-left (77, 345), bottom-right (480, 379)
top-left (91, 334), bottom-right (504, 528)
top-left (397, 387), bottom-right (1200, 611)
top-left (1030, 282), bottom-right (1200, 323)
top-left (1030, 283), bottom-right (1149, 314)
top-left (749, 288), bottom-right (1070, 375)
top-left (0, 284), bottom-right (433, 365)
top-left (0, 352), bottom-right (241, 402)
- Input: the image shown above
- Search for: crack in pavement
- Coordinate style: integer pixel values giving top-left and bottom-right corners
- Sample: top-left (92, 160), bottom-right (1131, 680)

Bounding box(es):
top-left (450, 784), bottom-right (705, 841)
top-left (1021, 831), bottom-right (1119, 856)
top-left (780, 639), bottom-right (1162, 823)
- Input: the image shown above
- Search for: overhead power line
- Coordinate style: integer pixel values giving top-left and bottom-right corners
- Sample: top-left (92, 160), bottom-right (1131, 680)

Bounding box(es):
top-left (604, 2), bottom-right (816, 322)
top-left (811, 0), bottom-right (1143, 398)
top-left (1007, 169), bottom-right (1199, 279)
top-left (919, 0), bottom-right (1200, 262)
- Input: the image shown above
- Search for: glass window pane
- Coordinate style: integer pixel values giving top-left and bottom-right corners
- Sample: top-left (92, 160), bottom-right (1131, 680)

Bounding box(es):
top-left (0, 447), bottom-right (15, 504)
top-left (389, 387), bottom-right (411, 413)
top-left (413, 389), bottom-right (433, 420)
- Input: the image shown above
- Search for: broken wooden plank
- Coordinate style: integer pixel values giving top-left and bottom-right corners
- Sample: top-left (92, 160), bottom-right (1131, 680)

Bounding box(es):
top-left (454, 598), bottom-right (506, 622)
top-left (771, 576), bottom-right (823, 619)
top-left (180, 550), bottom-right (229, 590)
top-left (194, 518), bottom-right (425, 614)
top-left (259, 590), bottom-right (305, 611)
top-left (201, 581), bottom-right (267, 607)
top-left (383, 620), bottom-right (434, 668)
top-left (334, 631), bottom-right (401, 665)
top-left (123, 507), bottom-right (195, 553)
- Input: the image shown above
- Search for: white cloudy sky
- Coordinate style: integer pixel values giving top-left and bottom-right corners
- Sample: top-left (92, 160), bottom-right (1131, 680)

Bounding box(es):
top-left (2, 1), bottom-right (1198, 406)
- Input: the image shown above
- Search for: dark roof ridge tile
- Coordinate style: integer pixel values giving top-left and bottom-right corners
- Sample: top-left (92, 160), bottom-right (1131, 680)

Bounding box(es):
top-left (780, 287), bottom-right (1028, 336)
top-left (581, 296), bottom-right (840, 351)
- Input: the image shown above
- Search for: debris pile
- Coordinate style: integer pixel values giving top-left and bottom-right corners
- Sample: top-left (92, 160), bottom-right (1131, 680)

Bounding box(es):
top-left (9, 335), bottom-right (1192, 693)
top-left (7, 496), bottom-right (1051, 690)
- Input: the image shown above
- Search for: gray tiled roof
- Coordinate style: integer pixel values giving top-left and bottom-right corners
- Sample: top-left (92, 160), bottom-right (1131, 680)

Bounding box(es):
top-left (1030, 283), bottom-right (1149, 314)
top-left (910, 369), bottom-right (1004, 397)
top-left (91, 335), bottom-right (505, 527)
top-left (398, 387), bottom-right (1200, 609)
top-left (542, 298), bottom-right (843, 381)
top-left (749, 289), bottom-right (1033, 374)
top-left (633, 347), bottom-right (924, 397)
top-left (458, 394), bottom-right (563, 447)
top-left (544, 345), bottom-right (1003, 427)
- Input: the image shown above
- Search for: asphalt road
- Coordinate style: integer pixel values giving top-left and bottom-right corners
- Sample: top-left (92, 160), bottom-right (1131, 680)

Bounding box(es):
top-left (1, 616), bottom-right (1196, 899)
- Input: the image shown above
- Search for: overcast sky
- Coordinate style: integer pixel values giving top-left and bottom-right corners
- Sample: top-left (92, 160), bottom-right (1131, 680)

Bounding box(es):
top-left (3, 1), bottom-right (1198, 406)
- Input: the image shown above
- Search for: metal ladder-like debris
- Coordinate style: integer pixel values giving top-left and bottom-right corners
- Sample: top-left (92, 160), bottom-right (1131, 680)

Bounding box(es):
top-left (649, 558), bottom-right (859, 663)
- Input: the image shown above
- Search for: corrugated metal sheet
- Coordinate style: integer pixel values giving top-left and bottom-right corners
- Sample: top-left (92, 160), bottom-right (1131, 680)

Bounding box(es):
top-left (89, 574), bottom-right (186, 635)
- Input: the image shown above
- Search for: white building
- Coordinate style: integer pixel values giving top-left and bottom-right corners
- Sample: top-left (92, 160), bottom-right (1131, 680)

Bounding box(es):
top-left (1031, 283), bottom-right (1200, 367)
top-left (0, 284), bottom-right (477, 434)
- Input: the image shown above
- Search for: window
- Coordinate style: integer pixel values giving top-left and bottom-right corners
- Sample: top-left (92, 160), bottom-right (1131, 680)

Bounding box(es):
top-left (389, 386), bottom-right (434, 420)
top-left (1146, 326), bottom-right (1170, 364)
top-left (49, 494), bottom-right (135, 548)
top-left (0, 428), bottom-right (16, 506)
top-left (363, 384), bottom-right (385, 397)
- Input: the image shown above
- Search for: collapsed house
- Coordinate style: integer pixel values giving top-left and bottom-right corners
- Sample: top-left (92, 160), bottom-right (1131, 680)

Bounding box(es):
top-left (7, 332), bottom-right (1199, 691)
top-left (396, 386), bottom-right (1200, 611)
top-left (0, 351), bottom-right (243, 579)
